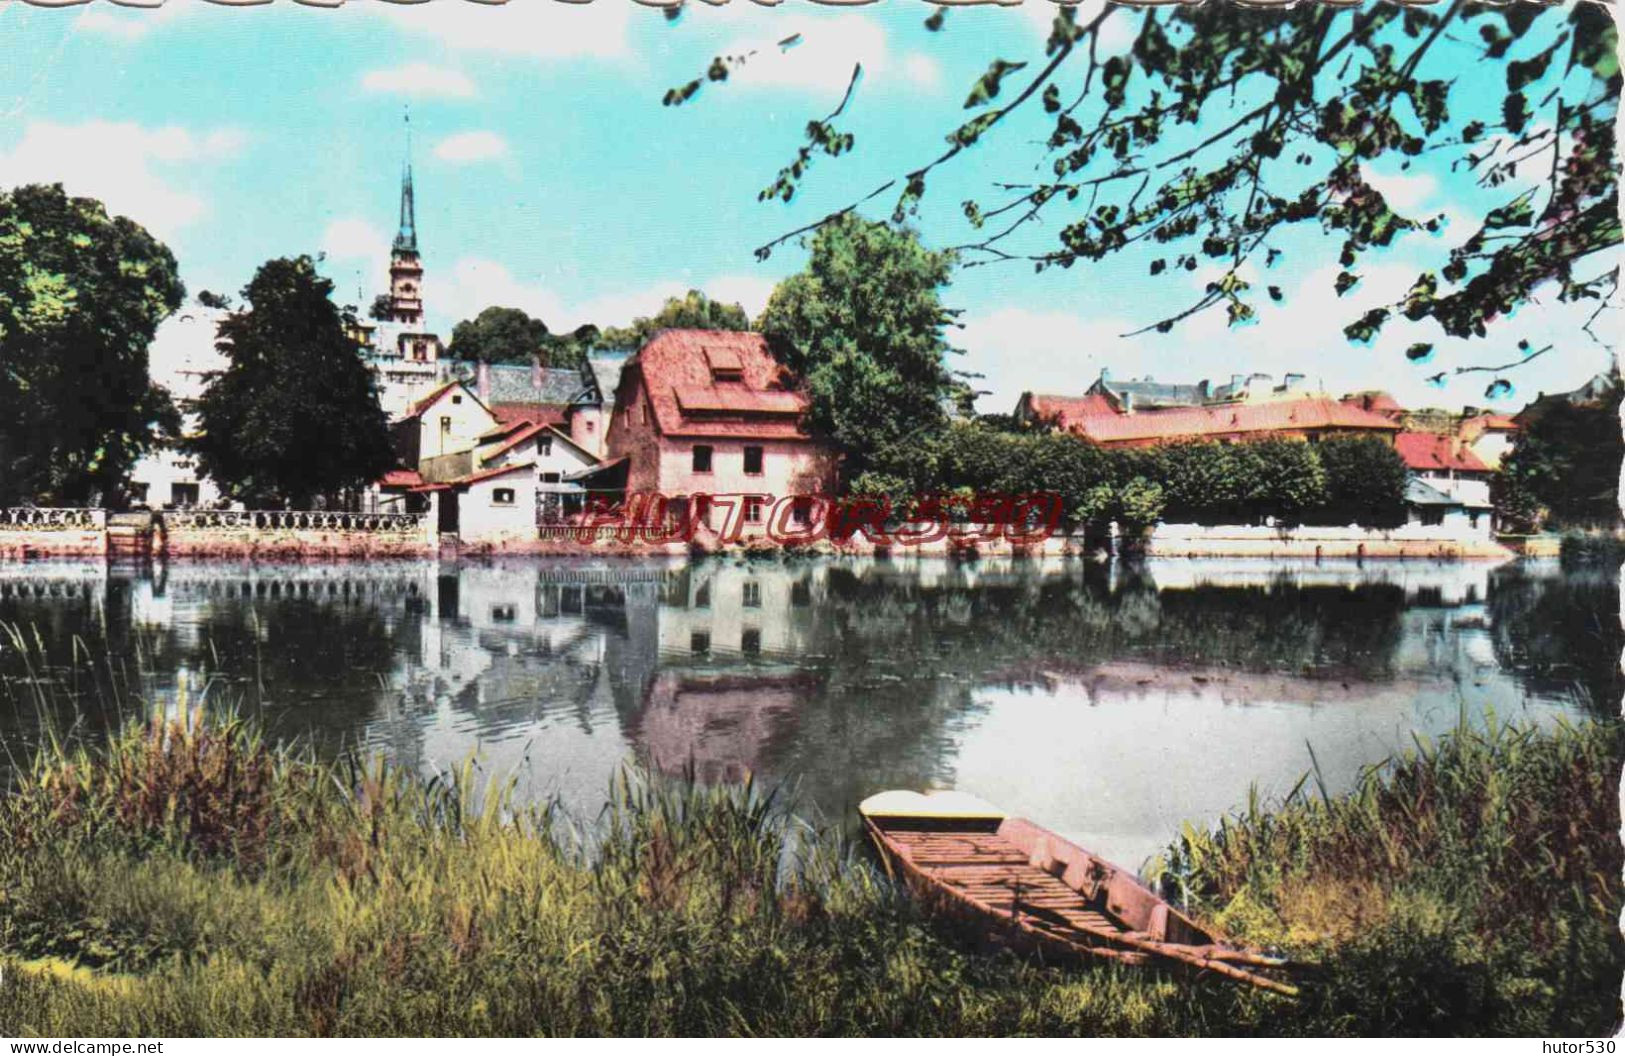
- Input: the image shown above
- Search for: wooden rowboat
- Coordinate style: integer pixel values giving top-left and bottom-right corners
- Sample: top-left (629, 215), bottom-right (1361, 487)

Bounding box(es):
top-left (859, 790), bottom-right (1298, 996)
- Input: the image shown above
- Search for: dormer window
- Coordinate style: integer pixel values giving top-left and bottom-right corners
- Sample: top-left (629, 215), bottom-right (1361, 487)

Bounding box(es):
top-left (704, 346), bottom-right (745, 383)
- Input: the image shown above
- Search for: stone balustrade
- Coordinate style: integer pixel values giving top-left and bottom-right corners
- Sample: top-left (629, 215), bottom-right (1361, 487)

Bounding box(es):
top-left (163, 509), bottom-right (426, 535)
top-left (0, 507), bottom-right (105, 531)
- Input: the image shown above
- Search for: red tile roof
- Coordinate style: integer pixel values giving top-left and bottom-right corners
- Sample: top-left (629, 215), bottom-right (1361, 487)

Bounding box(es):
top-left (405, 380), bottom-right (464, 419)
top-left (1067, 397), bottom-right (1402, 445)
top-left (410, 460), bottom-right (535, 492)
top-left (378, 468), bottom-right (424, 488)
top-left (673, 386), bottom-right (804, 416)
top-left (478, 421), bottom-right (593, 465)
top-left (1395, 431), bottom-right (1490, 473)
top-left (1341, 391), bottom-right (1405, 416)
top-left (1023, 393), bottom-right (1119, 427)
top-left (480, 421), bottom-right (550, 465)
top-left (490, 402), bottom-right (569, 427)
top-left (629, 330), bottom-right (813, 440)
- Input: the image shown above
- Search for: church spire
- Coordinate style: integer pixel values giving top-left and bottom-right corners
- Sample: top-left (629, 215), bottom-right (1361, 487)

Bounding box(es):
top-left (393, 109), bottom-right (418, 254)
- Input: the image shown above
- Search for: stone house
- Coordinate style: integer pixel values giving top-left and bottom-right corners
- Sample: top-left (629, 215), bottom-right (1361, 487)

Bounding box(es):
top-left (1394, 431), bottom-right (1494, 535)
top-left (597, 330), bottom-right (837, 539)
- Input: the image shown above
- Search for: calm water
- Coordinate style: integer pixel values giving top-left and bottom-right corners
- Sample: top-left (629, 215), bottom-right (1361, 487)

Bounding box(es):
top-left (0, 556), bottom-right (1615, 868)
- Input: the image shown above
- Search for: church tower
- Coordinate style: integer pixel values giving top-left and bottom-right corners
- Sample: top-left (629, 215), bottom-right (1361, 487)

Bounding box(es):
top-left (387, 116), bottom-right (425, 327)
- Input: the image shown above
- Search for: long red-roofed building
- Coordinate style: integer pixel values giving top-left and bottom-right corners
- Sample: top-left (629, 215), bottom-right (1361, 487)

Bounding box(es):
top-left (1017, 389), bottom-right (1403, 447)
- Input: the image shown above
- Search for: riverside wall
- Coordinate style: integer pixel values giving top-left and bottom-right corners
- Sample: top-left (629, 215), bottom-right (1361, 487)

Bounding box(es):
top-left (0, 509), bottom-right (1525, 561)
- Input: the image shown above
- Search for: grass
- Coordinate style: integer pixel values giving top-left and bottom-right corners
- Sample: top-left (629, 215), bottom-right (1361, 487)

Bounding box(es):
top-left (0, 708), bottom-right (1619, 1037)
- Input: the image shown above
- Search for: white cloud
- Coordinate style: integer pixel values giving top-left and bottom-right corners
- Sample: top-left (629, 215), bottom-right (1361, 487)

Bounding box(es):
top-left (320, 218), bottom-right (390, 264)
top-left (1021, 0), bottom-right (1137, 53)
top-left (964, 255), bottom-right (1616, 417)
top-left (705, 274), bottom-right (777, 318)
top-left (372, 1), bottom-right (635, 61)
top-left (0, 120), bottom-right (247, 241)
top-left (75, 2), bottom-right (184, 41)
top-left (959, 307), bottom-right (1132, 413)
top-left (433, 131), bottom-right (509, 164)
top-left (900, 53), bottom-right (943, 91)
top-left (360, 63), bottom-right (476, 100)
top-left (722, 13), bottom-right (941, 96)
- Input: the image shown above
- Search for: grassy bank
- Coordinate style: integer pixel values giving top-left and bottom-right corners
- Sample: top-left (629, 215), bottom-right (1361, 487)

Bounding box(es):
top-left (0, 712), bottom-right (1619, 1037)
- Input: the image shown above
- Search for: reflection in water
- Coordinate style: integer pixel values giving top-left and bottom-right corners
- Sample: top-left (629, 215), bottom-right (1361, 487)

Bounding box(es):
top-left (0, 556), bottom-right (1607, 868)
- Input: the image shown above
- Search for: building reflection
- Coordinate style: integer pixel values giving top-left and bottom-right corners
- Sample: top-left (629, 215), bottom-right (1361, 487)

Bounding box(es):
top-left (0, 555), bottom-right (1608, 834)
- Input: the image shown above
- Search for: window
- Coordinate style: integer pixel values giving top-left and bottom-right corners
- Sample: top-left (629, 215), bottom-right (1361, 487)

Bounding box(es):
top-left (171, 483), bottom-right (199, 507)
top-left (539, 435), bottom-right (552, 456)
top-left (129, 482), bottom-right (149, 503)
top-left (791, 497), bottom-right (813, 525)
top-left (490, 604), bottom-right (516, 623)
top-left (493, 488), bottom-right (516, 506)
top-left (691, 631), bottom-right (711, 655)
top-left (743, 581), bottom-right (761, 608)
top-left (744, 496), bottom-right (764, 524)
top-left (741, 628), bottom-right (761, 656)
top-left (693, 445), bottom-right (714, 473)
top-left (743, 446), bottom-right (764, 475)
top-left (440, 416), bottom-right (452, 434)
top-left (1419, 508), bottom-right (1445, 527)
top-left (790, 579), bottom-right (811, 607)
top-left (695, 581), bottom-right (711, 609)
top-left (541, 472), bottom-right (561, 485)
top-left (639, 401), bottom-right (648, 425)
top-left (585, 420), bottom-right (595, 434)
top-left (452, 394), bottom-right (462, 404)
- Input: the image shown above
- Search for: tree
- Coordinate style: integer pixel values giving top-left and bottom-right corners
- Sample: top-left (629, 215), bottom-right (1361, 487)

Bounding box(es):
top-left (672, 4), bottom-right (1618, 384)
top-left (539, 324), bottom-right (597, 371)
top-left (1316, 434), bottom-right (1409, 527)
top-left (1497, 381), bottom-right (1624, 529)
top-left (0, 184), bottom-right (184, 506)
top-left (367, 294), bottom-right (393, 323)
top-left (758, 214), bottom-right (959, 490)
top-left (1245, 439), bottom-right (1330, 526)
top-left (193, 256), bottom-right (395, 508)
top-left (598, 289), bottom-right (751, 351)
top-left (448, 305), bottom-right (551, 365)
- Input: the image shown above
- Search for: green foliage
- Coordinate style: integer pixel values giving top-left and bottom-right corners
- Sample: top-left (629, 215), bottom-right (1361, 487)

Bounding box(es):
top-left (1496, 382), bottom-right (1624, 530)
top-left (933, 427), bottom-right (1399, 531)
top-left (366, 294), bottom-right (393, 323)
top-left (447, 306), bottom-right (550, 365)
top-left (1315, 435), bottom-right (1408, 528)
top-left (597, 289), bottom-right (751, 352)
top-left (0, 184), bottom-right (184, 505)
top-left (686, 4), bottom-right (1619, 355)
top-left (1113, 477), bottom-right (1165, 549)
top-left (759, 215), bottom-right (958, 490)
top-left (192, 257), bottom-right (396, 508)
top-left (1156, 714), bottom-right (1624, 1035)
top-left (2, 710), bottom-right (1617, 1036)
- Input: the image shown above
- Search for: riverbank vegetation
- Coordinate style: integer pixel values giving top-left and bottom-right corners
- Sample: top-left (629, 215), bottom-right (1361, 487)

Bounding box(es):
top-left (923, 423), bottom-right (1408, 532)
top-left (1, 709), bottom-right (1617, 1037)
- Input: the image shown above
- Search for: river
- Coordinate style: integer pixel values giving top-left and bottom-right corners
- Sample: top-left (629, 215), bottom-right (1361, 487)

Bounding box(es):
top-left (0, 555), bottom-right (1614, 869)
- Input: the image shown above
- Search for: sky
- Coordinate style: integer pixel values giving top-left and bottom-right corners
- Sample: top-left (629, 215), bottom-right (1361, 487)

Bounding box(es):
top-left (0, 0), bottom-right (1617, 414)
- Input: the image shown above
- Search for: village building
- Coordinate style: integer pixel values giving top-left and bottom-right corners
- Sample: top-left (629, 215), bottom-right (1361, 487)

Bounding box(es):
top-left (375, 375), bottom-right (603, 539)
top-left (355, 143), bottom-right (450, 420)
top-left (593, 329), bottom-right (838, 539)
top-left (1074, 369), bottom-right (1318, 414)
top-left (1394, 431), bottom-right (1495, 536)
top-left (128, 304), bottom-right (229, 510)
top-left (1015, 388), bottom-right (1403, 446)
